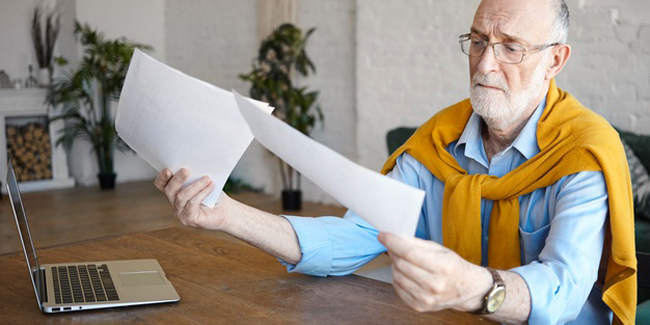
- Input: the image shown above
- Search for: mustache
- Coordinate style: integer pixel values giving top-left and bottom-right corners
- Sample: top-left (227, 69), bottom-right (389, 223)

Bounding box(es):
top-left (471, 73), bottom-right (509, 94)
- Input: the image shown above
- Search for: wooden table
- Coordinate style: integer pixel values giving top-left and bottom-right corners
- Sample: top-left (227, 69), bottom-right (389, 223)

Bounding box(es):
top-left (0, 227), bottom-right (489, 324)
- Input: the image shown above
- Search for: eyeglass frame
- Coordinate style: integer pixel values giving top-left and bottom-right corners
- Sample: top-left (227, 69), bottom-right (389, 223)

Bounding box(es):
top-left (458, 33), bottom-right (559, 64)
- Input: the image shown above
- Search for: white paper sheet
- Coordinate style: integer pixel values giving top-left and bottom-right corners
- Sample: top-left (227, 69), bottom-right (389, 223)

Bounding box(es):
top-left (233, 91), bottom-right (426, 237)
top-left (116, 50), bottom-right (273, 208)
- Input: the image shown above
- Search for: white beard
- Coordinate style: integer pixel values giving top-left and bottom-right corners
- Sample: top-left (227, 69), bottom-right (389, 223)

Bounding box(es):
top-left (469, 54), bottom-right (549, 130)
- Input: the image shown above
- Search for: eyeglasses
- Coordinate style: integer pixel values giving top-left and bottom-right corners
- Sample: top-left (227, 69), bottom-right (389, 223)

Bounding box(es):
top-left (458, 33), bottom-right (558, 64)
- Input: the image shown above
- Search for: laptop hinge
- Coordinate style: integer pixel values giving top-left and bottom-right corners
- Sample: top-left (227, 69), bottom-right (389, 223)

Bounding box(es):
top-left (33, 268), bottom-right (47, 303)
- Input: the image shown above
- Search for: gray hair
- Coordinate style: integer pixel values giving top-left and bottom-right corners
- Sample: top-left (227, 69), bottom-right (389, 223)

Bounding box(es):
top-left (549, 0), bottom-right (570, 44)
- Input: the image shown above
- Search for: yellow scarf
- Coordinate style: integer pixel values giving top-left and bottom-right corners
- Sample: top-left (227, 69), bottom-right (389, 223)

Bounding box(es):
top-left (381, 79), bottom-right (636, 324)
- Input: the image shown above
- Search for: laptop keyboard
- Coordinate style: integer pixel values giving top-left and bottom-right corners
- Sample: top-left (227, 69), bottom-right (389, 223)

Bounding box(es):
top-left (51, 264), bottom-right (120, 304)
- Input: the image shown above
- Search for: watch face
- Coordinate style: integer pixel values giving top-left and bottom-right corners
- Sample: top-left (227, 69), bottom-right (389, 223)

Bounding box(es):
top-left (487, 287), bottom-right (506, 313)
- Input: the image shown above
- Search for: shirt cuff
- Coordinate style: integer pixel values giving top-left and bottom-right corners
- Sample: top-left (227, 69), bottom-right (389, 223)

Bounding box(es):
top-left (511, 263), bottom-right (561, 324)
top-left (279, 215), bottom-right (333, 277)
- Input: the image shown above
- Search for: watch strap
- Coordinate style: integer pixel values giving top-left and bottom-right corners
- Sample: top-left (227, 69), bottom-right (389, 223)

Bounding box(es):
top-left (480, 267), bottom-right (505, 314)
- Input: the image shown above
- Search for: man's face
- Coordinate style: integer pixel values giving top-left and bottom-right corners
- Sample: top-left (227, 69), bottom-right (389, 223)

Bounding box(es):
top-left (468, 0), bottom-right (554, 129)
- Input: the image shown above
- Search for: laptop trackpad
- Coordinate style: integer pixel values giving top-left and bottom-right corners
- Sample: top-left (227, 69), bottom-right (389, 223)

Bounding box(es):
top-left (118, 271), bottom-right (165, 287)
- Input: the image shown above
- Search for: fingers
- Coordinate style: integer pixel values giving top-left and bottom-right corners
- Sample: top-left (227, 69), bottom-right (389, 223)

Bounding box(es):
top-left (179, 180), bottom-right (215, 226)
top-left (393, 256), bottom-right (431, 286)
top-left (392, 255), bottom-right (445, 298)
top-left (379, 233), bottom-right (441, 256)
top-left (162, 168), bottom-right (189, 205)
top-left (380, 233), bottom-right (484, 313)
top-left (379, 233), bottom-right (446, 270)
top-left (392, 274), bottom-right (422, 310)
top-left (173, 175), bottom-right (212, 216)
top-left (393, 269), bottom-right (445, 312)
top-left (156, 168), bottom-right (214, 215)
top-left (393, 264), bottom-right (426, 299)
top-left (389, 247), bottom-right (450, 313)
top-left (154, 168), bottom-right (173, 191)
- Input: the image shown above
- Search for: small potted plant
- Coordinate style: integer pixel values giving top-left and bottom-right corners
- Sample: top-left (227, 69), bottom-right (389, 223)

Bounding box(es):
top-left (240, 23), bottom-right (322, 210)
top-left (31, 4), bottom-right (60, 86)
top-left (46, 21), bottom-right (152, 189)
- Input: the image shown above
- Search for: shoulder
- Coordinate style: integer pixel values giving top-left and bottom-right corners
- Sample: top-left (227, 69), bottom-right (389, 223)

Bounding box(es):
top-left (392, 152), bottom-right (426, 176)
top-left (544, 89), bottom-right (619, 141)
top-left (416, 99), bottom-right (473, 134)
top-left (540, 91), bottom-right (622, 154)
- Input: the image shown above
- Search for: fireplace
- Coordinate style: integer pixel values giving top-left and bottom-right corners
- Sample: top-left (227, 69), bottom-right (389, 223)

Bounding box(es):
top-left (0, 89), bottom-right (74, 193)
top-left (6, 116), bottom-right (53, 182)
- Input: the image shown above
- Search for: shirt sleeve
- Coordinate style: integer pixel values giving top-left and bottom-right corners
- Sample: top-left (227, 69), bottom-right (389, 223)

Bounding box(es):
top-left (511, 171), bottom-right (609, 324)
top-left (280, 153), bottom-right (427, 277)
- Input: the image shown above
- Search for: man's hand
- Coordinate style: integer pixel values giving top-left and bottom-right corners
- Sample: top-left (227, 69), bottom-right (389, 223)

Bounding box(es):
top-left (377, 233), bottom-right (492, 313)
top-left (154, 167), bottom-right (301, 263)
top-left (154, 168), bottom-right (225, 230)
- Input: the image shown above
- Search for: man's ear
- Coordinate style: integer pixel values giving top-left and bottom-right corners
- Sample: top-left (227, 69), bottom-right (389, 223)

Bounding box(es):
top-left (545, 44), bottom-right (571, 80)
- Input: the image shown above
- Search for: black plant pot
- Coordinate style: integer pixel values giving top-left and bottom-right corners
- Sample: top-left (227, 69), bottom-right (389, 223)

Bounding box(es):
top-left (282, 190), bottom-right (302, 211)
top-left (98, 173), bottom-right (117, 190)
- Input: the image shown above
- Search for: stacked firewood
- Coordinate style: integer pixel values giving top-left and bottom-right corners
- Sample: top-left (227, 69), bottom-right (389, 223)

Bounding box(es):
top-left (6, 123), bottom-right (53, 182)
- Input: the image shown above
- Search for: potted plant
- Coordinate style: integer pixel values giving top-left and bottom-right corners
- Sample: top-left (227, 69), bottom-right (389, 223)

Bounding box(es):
top-left (240, 23), bottom-right (323, 211)
top-left (46, 21), bottom-right (152, 190)
top-left (31, 4), bottom-right (60, 86)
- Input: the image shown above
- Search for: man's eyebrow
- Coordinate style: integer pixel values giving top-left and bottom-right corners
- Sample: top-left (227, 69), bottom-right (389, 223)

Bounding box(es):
top-left (470, 27), bottom-right (528, 45)
top-left (470, 27), bottom-right (486, 38)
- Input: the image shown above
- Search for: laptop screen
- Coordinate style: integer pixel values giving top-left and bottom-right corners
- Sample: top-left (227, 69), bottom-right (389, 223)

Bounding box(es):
top-left (6, 159), bottom-right (43, 305)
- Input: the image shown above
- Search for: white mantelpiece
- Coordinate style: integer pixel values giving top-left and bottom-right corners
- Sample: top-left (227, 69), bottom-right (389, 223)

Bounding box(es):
top-left (0, 88), bottom-right (75, 193)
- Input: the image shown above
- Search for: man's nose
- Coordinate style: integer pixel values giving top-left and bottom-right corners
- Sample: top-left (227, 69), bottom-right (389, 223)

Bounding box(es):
top-left (475, 45), bottom-right (500, 75)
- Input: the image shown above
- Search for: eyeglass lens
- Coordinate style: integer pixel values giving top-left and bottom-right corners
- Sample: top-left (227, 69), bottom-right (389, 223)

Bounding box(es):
top-left (461, 40), bottom-right (524, 64)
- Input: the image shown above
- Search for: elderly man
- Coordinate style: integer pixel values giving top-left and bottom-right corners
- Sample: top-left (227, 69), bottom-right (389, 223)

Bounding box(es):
top-left (155, 0), bottom-right (636, 323)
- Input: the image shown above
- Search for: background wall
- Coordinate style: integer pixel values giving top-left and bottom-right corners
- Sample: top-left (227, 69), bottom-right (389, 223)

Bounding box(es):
top-left (355, 0), bottom-right (477, 171)
top-left (72, 0), bottom-right (166, 185)
top-left (0, 0), bottom-right (77, 89)
top-left (557, 0), bottom-right (650, 133)
top-left (0, 0), bottom-right (648, 204)
top-left (164, 0), bottom-right (356, 204)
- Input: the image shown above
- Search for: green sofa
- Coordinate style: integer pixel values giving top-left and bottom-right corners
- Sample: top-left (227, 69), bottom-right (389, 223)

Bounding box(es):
top-left (618, 129), bottom-right (650, 323)
top-left (618, 129), bottom-right (650, 258)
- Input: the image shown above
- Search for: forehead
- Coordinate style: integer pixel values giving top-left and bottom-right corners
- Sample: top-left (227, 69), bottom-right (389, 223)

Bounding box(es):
top-left (471, 0), bottom-right (553, 45)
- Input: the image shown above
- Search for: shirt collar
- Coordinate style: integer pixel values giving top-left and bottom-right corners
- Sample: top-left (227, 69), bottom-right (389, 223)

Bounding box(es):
top-left (454, 96), bottom-right (547, 161)
top-left (511, 96), bottom-right (546, 159)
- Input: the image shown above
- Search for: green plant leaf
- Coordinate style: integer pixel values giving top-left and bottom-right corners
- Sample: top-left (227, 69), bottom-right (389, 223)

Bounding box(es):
top-left (47, 20), bottom-right (152, 175)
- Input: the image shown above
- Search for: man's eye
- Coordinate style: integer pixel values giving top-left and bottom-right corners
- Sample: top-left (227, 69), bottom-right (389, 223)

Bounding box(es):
top-left (471, 39), bottom-right (484, 46)
top-left (504, 44), bottom-right (521, 52)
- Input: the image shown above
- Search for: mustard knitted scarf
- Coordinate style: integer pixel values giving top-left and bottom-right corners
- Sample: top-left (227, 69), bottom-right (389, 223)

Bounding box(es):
top-left (381, 79), bottom-right (636, 324)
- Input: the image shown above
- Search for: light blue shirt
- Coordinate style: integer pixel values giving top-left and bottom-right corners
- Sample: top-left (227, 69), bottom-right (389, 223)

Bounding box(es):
top-left (282, 98), bottom-right (612, 324)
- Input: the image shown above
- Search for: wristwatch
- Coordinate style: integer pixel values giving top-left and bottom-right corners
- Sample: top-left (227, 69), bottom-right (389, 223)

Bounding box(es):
top-left (479, 267), bottom-right (506, 314)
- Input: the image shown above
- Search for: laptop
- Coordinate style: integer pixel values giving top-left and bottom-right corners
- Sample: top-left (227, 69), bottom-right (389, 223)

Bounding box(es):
top-left (6, 159), bottom-right (180, 313)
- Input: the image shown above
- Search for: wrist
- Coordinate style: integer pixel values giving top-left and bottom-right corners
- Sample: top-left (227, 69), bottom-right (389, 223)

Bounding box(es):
top-left (457, 266), bottom-right (494, 312)
top-left (206, 192), bottom-right (233, 231)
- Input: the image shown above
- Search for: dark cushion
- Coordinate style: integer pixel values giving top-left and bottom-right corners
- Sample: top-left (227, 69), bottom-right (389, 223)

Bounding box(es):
top-left (621, 140), bottom-right (650, 221)
top-left (639, 298), bottom-right (650, 324)
top-left (617, 129), bottom-right (650, 173)
top-left (638, 220), bottom-right (650, 254)
top-left (639, 250), bottom-right (650, 304)
top-left (386, 127), bottom-right (416, 155)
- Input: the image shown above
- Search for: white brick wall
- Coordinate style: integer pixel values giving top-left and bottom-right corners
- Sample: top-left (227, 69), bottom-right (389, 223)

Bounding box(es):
top-left (355, 0), bottom-right (477, 171)
top-left (164, 0), bottom-right (282, 196)
top-left (558, 0), bottom-right (650, 134)
top-left (355, 0), bottom-right (650, 173)
top-left (2, 0), bottom-right (647, 201)
top-left (296, 0), bottom-right (356, 204)
top-left (165, 0), bottom-right (357, 204)
top-left (166, 0), bottom-right (650, 204)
